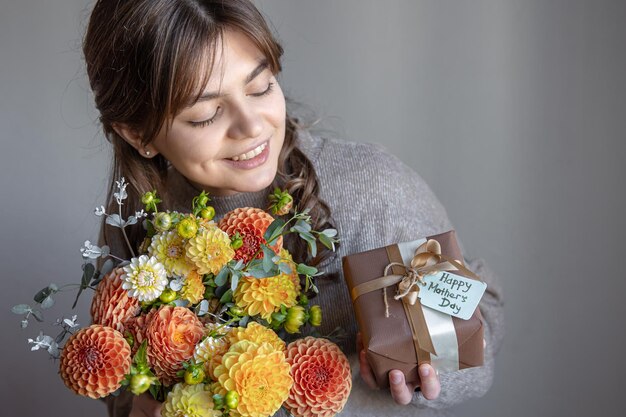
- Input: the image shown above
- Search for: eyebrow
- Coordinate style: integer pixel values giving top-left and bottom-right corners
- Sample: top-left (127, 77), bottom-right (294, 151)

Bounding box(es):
top-left (193, 59), bottom-right (269, 104)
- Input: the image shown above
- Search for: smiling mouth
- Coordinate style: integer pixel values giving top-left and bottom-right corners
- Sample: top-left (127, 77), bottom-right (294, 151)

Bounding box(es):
top-left (228, 142), bottom-right (268, 161)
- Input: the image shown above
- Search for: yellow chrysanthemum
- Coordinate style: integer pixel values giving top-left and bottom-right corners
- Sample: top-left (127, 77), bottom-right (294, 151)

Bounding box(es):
top-left (194, 331), bottom-right (231, 380)
top-left (227, 322), bottom-right (285, 353)
top-left (186, 224), bottom-right (234, 275)
top-left (121, 255), bottom-right (167, 302)
top-left (234, 274), bottom-right (298, 321)
top-left (162, 382), bottom-right (222, 417)
top-left (182, 270), bottom-right (205, 304)
top-left (214, 340), bottom-right (292, 417)
top-left (148, 231), bottom-right (193, 277)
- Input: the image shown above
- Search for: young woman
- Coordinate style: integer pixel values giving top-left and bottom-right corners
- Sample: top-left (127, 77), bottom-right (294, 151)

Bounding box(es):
top-left (83, 1), bottom-right (503, 416)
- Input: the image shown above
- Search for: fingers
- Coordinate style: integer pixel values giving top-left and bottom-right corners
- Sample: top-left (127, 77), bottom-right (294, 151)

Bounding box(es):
top-left (130, 393), bottom-right (162, 417)
top-left (417, 364), bottom-right (441, 400)
top-left (359, 348), bottom-right (379, 389)
top-left (389, 370), bottom-right (415, 405)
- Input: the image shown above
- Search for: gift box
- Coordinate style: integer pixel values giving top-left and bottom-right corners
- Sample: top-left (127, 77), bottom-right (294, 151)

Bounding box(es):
top-left (342, 230), bottom-right (484, 389)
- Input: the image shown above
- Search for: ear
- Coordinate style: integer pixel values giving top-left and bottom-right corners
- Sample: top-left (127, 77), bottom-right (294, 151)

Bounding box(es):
top-left (111, 123), bottom-right (159, 158)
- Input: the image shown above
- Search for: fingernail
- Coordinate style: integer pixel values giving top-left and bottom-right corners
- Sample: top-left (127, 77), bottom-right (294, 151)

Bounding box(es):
top-left (390, 371), bottom-right (402, 384)
top-left (419, 366), bottom-right (430, 378)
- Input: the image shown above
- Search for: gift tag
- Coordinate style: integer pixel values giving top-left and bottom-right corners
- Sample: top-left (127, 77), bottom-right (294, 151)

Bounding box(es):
top-left (418, 271), bottom-right (486, 320)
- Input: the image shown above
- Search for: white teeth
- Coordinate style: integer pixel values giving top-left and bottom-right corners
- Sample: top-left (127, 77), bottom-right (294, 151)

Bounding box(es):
top-left (230, 143), bottom-right (266, 161)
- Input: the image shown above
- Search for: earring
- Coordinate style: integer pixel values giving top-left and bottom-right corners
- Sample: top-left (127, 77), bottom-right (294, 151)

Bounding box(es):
top-left (144, 149), bottom-right (151, 157)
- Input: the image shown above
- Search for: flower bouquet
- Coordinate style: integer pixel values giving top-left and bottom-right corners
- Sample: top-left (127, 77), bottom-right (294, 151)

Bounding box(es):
top-left (13, 178), bottom-right (351, 417)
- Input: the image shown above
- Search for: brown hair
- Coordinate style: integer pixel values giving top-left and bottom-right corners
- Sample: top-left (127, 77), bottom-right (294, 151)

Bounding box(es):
top-left (84, 0), bottom-right (334, 265)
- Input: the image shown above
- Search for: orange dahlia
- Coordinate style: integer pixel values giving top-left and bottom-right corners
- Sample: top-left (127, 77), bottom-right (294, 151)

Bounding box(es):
top-left (59, 325), bottom-right (131, 399)
top-left (214, 340), bottom-right (292, 417)
top-left (227, 322), bottom-right (285, 352)
top-left (90, 268), bottom-right (140, 332)
top-left (234, 274), bottom-right (299, 322)
top-left (218, 207), bottom-right (283, 264)
top-left (284, 337), bottom-right (352, 417)
top-left (145, 306), bottom-right (205, 386)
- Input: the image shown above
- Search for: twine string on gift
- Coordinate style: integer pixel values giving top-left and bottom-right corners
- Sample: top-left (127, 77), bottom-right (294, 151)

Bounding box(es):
top-left (381, 262), bottom-right (426, 317)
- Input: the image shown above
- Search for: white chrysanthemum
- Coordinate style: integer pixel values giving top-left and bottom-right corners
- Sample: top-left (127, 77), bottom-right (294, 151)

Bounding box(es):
top-left (148, 231), bottom-right (192, 276)
top-left (121, 255), bottom-right (167, 302)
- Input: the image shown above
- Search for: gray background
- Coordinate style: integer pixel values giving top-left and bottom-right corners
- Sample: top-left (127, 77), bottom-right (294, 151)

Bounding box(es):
top-left (2, 0), bottom-right (625, 416)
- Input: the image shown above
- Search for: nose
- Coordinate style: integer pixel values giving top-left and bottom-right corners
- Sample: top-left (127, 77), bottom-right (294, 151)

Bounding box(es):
top-left (226, 101), bottom-right (263, 140)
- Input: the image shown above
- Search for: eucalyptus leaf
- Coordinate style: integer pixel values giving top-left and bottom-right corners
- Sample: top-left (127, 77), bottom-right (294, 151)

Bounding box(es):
top-left (34, 285), bottom-right (57, 304)
top-left (100, 259), bottom-right (115, 277)
top-left (40, 296), bottom-right (55, 310)
top-left (73, 263), bottom-right (96, 309)
top-left (125, 216), bottom-right (138, 226)
top-left (263, 218), bottom-right (285, 245)
top-left (55, 331), bottom-right (67, 344)
top-left (20, 319), bottom-right (28, 329)
top-left (196, 300), bottom-right (209, 316)
top-left (298, 232), bottom-right (317, 257)
top-left (318, 233), bottom-right (335, 251)
top-left (215, 284), bottom-right (228, 299)
top-left (297, 264), bottom-right (318, 276)
top-left (278, 262), bottom-right (292, 275)
top-left (261, 245), bottom-right (275, 273)
top-left (291, 219), bottom-right (311, 234)
top-left (321, 228), bottom-right (338, 238)
top-left (215, 268), bottom-right (229, 287)
top-left (105, 214), bottom-right (123, 228)
top-left (101, 245), bottom-right (111, 258)
top-left (31, 310), bottom-right (44, 322)
top-left (230, 274), bottom-right (240, 292)
top-left (238, 316), bottom-right (249, 327)
top-left (247, 263), bottom-right (279, 278)
top-left (12, 304), bottom-right (31, 315)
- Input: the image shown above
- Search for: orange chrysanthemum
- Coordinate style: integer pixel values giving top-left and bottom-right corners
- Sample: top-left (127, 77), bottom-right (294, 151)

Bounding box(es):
top-left (284, 337), bottom-right (352, 417)
top-left (90, 268), bottom-right (140, 332)
top-left (234, 274), bottom-right (299, 321)
top-left (182, 270), bottom-right (205, 305)
top-left (59, 325), bottom-right (131, 399)
top-left (214, 340), bottom-right (292, 417)
top-left (218, 207), bottom-right (282, 264)
top-left (227, 322), bottom-right (285, 352)
top-left (145, 306), bottom-right (205, 386)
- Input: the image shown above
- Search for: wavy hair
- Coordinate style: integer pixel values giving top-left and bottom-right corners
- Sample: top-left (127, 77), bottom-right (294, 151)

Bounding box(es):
top-left (84, 0), bottom-right (334, 266)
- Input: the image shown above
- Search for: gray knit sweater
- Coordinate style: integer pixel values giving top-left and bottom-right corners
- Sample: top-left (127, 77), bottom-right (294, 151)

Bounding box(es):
top-left (105, 130), bottom-right (504, 417)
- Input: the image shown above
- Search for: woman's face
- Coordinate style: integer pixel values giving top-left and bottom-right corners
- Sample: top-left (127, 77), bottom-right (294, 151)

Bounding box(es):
top-left (150, 29), bottom-right (286, 196)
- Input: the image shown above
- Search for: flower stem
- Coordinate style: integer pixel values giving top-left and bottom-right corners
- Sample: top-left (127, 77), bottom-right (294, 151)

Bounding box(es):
top-left (119, 202), bottom-right (136, 258)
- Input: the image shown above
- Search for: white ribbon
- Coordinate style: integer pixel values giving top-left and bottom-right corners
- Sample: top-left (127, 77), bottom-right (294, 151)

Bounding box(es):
top-left (398, 239), bottom-right (460, 372)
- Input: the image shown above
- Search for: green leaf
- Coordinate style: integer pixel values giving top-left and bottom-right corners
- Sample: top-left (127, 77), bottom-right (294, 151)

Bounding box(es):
top-left (318, 233), bottom-right (335, 251)
top-left (291, 219), bottom-right (311, 234)
top-left (100, 259), bottom-right (115, 277)
top-left (321, 228), bottom-right (338, 238)
top-left (230, 273), bottom-right (240, 292)
top-left (31, 309), bottom-right (44, 322)
top-left (220, 289), bottom-right (233, 304)
top-left (278, 262), bottom-right (292, 275)
top-left (247, 263), bottom-right (279, 278)
top-left (40, 296), bottom-right (55, 310)
top-left (34, 285), bottom-right (58, 304)
top-left (263, 218), bottom-right (285, 245)
top-left (215, 267), bottom-right (229, 287)
top-left (11, 304), bottom-right (31, 315)
top-left (73, 263), bottom-right (96, 309)
top-left (297, 264), bottom-right (318, 276)
top-left (299, 232), bottom-right (317, 257)
top-left (261, 245), bottom-right (275, 273)
top-left (134, 341), bottom-right (149, 368)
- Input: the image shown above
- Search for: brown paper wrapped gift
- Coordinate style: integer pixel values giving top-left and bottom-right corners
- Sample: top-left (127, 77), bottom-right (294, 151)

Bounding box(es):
top-left (342, 230), bottom-right (484, 388)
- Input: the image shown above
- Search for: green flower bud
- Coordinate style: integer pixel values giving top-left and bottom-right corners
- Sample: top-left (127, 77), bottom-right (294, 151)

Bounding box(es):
top-left (298, 294), bottom-right (309, 306)
top-left (159, 288), bottom-right (177, 303)
top-left (309, 305), bottom-right (322, 327)
top-left (141, 191), bottom-right (156, 205)
top-left (184, 366), bottom-right (205, 385)
top-left (153, 212), bottom-right (172, 232)
top-left (129, 374), bottom-right (154, 395)
top-left (197, 194), bottom-right (209, 207)
top-left (284, 305), bottom-right (306, 334)
top-left (200, 206), bottom-right (215, 220)
top-left (231, 233), bottom-right (243, 250)
top-left (229, 306), bottom-right (244, 317)
top-left (225, 390), bottom-right (239, 410)
top-left (177, 217), bottom-right (198, 239)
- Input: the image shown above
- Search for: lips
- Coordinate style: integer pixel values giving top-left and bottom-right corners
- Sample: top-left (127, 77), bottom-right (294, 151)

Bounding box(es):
top-left (223, 139), bottom-right (271, 170)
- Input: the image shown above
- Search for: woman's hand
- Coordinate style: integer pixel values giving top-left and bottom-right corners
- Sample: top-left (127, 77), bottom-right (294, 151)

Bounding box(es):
top-left (129, 393), bottom-right (162, 417)
top-left (357, 332), bottom-right (441, 405)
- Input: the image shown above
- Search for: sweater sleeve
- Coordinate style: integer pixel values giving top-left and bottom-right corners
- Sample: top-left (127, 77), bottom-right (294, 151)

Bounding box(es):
top-left (374, 147), bottom-right (505, 410)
